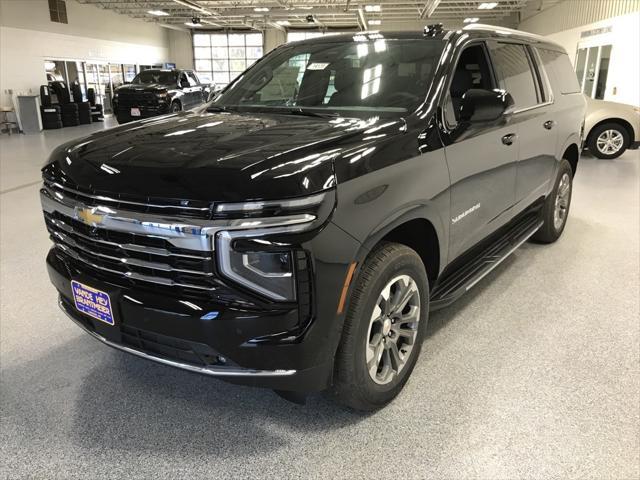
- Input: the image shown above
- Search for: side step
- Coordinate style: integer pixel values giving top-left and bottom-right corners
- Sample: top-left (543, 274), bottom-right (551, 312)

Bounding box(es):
top-left (430, 215), bottom-right (543, 310)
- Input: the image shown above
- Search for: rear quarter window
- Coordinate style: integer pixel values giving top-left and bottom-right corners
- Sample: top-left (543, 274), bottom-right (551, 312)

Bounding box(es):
top-left (536, 48), bottom-right (581, 94)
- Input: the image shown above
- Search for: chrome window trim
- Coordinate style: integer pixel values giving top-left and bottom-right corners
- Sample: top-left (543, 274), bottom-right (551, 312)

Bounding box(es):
top-left (59, 298), bottom-right (296, 377)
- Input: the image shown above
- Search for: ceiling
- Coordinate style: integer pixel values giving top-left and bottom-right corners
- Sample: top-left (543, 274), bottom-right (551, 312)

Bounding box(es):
top-left (75, 0), bottom-right (564, 31)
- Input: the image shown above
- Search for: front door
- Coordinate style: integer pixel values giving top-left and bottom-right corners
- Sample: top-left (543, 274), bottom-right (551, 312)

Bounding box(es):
top-left (442, 42), bottom-right (519, 260)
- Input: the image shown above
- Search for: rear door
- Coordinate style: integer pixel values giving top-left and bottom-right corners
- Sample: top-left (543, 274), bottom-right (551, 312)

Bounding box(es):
top-left (442, 42), bottom-right (519, 260)
top-left (487, 41), bottom-right (558, 210)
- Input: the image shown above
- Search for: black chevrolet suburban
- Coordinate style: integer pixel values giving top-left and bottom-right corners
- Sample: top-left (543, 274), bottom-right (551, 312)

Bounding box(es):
top-left (113, 68), bottom-right (211, 123)
top-left (41, 25), bottom-right (586, 410)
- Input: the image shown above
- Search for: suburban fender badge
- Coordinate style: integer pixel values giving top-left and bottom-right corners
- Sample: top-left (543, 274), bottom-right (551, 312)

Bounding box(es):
top-left (451, 203), bottom-right (480, 224)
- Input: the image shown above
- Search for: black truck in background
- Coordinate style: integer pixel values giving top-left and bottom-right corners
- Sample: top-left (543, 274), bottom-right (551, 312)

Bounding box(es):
top-left (113, 69), bottom-right (213, 123)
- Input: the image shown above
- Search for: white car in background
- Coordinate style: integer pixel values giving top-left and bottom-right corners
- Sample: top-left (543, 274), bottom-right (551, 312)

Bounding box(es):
top-left (584, 96), bottom-right (640, 159)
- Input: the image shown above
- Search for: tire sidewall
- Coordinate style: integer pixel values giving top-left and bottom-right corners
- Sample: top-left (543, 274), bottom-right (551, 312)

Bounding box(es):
top-left (171, 101), bottom-right (181, 113)
top-left (350, 248), bottom-right (429, 401)
top-left (589, 123), bottom-right (629, 159)
top-left (550, 159), bottom-right (574, 237)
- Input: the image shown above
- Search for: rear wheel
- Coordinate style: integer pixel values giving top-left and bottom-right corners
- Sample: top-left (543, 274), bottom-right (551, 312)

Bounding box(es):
top-left (332, 243), bottom-right (429, 411)
top-left (588, 122), bottom-right (629, 159)
top-left (532, 158), bottom-right (573, 243)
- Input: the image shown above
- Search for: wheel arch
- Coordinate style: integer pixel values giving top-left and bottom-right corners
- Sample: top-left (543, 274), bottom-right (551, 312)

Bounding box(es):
top-left (587, 118), bottom-right (635, 145)
top-left (356, 208), bottom-right (445, 288)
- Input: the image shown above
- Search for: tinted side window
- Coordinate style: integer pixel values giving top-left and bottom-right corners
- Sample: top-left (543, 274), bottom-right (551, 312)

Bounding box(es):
top-left (489, 43), bottom-right (539, 109)
top-left (187, 72), bottom-right (200, 85)
top-left (536, 48), bottom-right (581, 94)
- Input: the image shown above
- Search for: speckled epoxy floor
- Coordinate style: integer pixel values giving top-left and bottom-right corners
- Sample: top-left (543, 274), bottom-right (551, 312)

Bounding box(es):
top-left (1, 119), bottom-right (639, 479)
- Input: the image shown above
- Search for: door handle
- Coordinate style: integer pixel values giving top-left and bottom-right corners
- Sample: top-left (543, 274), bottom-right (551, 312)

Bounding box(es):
top-left (501, 133), bottom-right (517, 146)
top-left (543, 120), bottom-right (556, 130)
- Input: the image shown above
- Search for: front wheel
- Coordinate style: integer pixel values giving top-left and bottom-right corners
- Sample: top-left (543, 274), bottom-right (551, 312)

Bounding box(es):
top-left (532, 158), bottom-right (573, 243)
top-left (332, 243), bottom-right (429, 411)
top-left (171, 101), bottom-right (182, 113)
top-left (588, 122), bottom-right (629, 159)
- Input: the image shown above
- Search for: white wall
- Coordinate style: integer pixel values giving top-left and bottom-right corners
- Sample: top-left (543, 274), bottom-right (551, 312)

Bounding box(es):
top-left (0, 0), bottom-right (171, 107)
top-left (168, 29), bottom-right (194, 70)
top-left (521, 10), bottom-right (640, 106)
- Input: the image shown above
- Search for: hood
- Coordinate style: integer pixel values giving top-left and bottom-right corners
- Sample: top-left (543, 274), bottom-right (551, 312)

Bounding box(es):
top-left (44, 111), bottom-right (396, 202)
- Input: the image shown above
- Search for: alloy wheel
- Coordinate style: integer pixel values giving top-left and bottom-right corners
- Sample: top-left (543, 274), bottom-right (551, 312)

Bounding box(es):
top-left (554, 172), bottom-right (571, 230)
top-left (596, 129), bottom-right (624, 156)
top-left (366, 274), bottom-right (421, 385)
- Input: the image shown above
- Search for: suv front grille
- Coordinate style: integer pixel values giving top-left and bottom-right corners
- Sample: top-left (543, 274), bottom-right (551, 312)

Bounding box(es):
top-left (117, 92), bottom-right (157, 107)
top-left (45, 211), bottom-right (217, 298)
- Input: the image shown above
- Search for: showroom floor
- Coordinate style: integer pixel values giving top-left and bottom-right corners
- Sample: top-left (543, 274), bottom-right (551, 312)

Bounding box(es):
top-left (1, 119), bottom-right (639, 479)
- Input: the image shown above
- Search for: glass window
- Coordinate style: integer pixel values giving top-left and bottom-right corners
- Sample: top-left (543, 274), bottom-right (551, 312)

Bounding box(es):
top-left (489, 43), bottom-right (539, 109)
top-left (213, 38), bottom-right (444, 118)
top-left (192, 32), bottom-right (264, 88)
top-left (536, 48), bottom-right (581, 95)
top-left (132, 70), bottom-right (178, 84)
top-left (595, 45), bottom-right (612, 100)
top-left (575, 48), bottom-right (587, 89)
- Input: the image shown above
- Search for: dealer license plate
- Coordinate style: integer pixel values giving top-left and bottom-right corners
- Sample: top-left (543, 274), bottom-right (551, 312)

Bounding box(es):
top-left (130, 108), bottom-right (141, 117)
top-left (71, 280), bottom-right (114, 326)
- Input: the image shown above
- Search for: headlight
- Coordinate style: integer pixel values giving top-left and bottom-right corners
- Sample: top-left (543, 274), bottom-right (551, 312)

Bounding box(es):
top-left (157, 91), bottom-right (169, 100)
top-left (215, 190), bottom-right (334, 301)
top-left (218, 235), bottom-right (296, 301)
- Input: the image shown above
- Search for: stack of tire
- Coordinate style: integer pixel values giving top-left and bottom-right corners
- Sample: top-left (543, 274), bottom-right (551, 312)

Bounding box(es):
top-left (87, 88), bottom-right (104, 122)
top-left (39, 85), bottom-right (62, 130)
top-left (61, 103), bottom-right (80, 127)
top-left (71, 82), bottom-right (92, 125)
top-left (49, 81), bottom-right (80, 127)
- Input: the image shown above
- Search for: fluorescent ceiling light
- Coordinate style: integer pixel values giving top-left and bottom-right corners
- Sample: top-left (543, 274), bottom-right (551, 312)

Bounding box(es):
top-left (148, 10), bottom-right (169, 16)
top-left (478, 2), bottom-right (498, 9)
top-left (276, 20), bottom-right (291, 25)
top-left (173, 0), bottom-right (213, 16)
top-left (364, 5), bottom-right (382, 12)
top-left (253, 7), bottom-right (270, 12)
top-left (368, 19), bottom-right (382, 25)
top-left (463, 17), bottom-right (479, 23)
top-left (184, 21), bottom-right (202, 27)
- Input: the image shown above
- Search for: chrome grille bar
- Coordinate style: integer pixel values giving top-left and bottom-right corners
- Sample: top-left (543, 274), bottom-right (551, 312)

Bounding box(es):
top-left (50, 229), bottom-right (212, 277)
top-left (47, 216), bottom-right (210, 260)
top-left (54, 243), bottom-right (216, 291)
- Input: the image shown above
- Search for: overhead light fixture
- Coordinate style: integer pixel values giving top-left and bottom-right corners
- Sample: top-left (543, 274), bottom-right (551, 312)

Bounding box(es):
top-left (276, 20), bottom-right (291, 26)
top-left (148, 10), bottom-right (169, 16)
top-left (253, 7), bottom-right (270, 12)
top-left (185, 17), bottom-right (202, 27)
top-left (173, 0), bottom-right (214, 16)
top-left (463, 17), bottom-right (479, 23)
top-left (368, 19), bottom-right (381, 25)
top-left (364, 5), bottom-right (382, 12)
top-left (478, 2), bottom-right (498, 9)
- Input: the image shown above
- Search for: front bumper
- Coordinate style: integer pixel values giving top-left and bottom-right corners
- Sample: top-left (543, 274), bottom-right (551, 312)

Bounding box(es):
top-left (46, 217), bottom-right (360, 392)
top-left (114, 102), bottom-right (170, 123)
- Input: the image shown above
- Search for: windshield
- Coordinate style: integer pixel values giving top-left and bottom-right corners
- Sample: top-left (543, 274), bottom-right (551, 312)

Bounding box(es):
top-left (213, 36), bottom-right (444, 118)
top-left (132, 70), bottom-right (177, 85)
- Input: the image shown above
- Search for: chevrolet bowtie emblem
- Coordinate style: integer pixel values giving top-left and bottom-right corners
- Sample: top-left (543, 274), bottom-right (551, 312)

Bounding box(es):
top-left (74, 206), bottom-right (104, 226)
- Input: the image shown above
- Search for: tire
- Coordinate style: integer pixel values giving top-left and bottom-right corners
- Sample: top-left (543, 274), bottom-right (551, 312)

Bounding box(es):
top-left (587, 122), bottom-right (630, 159)
top-left (171, 101), bottom-right (182, 113)
top-left (532, 158), bottom-right (573, 243)
top-left (332, 242), bottom-right (429, 411)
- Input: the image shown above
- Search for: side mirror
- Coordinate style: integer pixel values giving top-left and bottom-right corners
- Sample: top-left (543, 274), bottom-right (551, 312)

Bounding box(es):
top-left (459, 89), bottom-right (515, 123)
